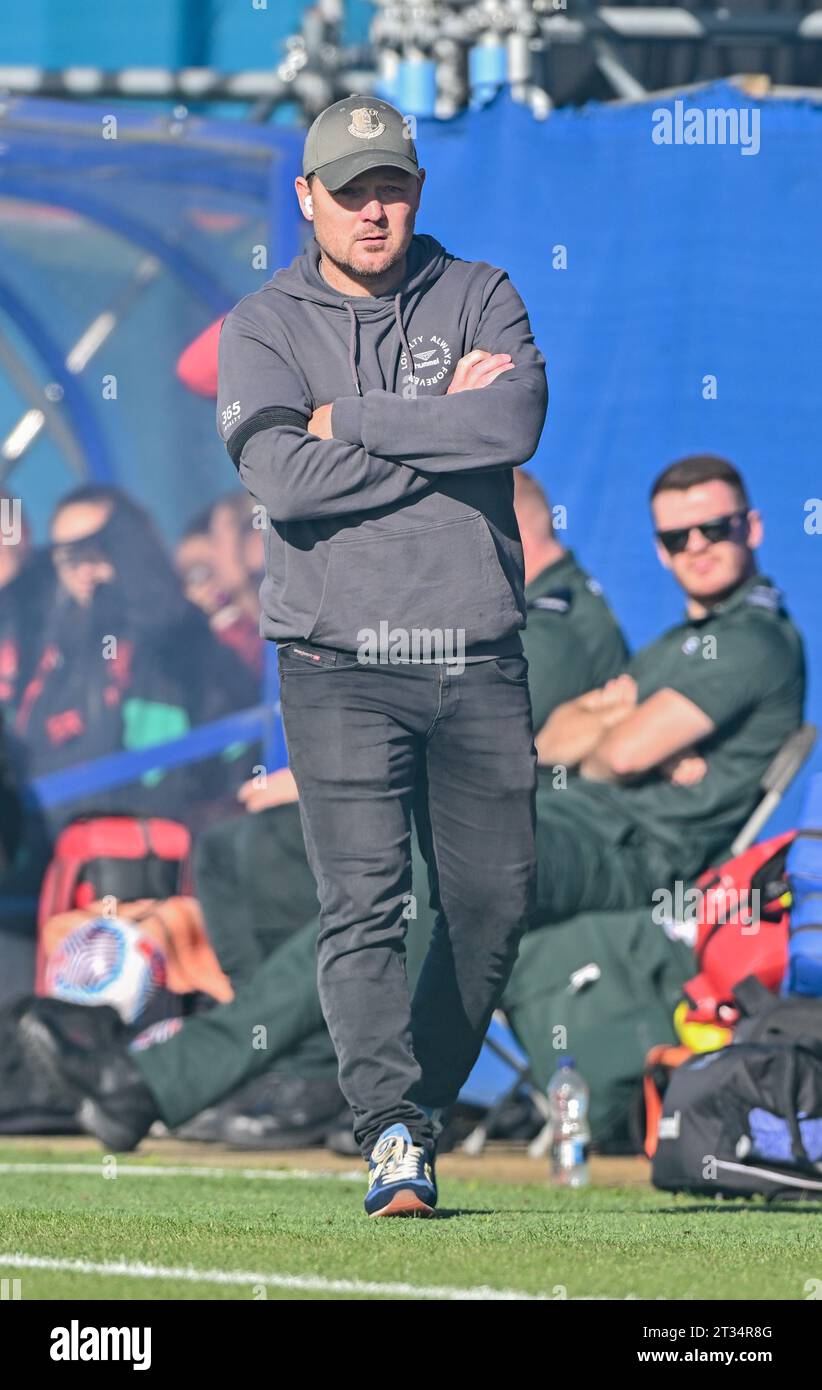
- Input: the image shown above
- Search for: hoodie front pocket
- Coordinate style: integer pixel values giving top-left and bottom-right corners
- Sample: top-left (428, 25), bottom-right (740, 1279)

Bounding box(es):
top-left (306, 512), bottom-right (521, 651)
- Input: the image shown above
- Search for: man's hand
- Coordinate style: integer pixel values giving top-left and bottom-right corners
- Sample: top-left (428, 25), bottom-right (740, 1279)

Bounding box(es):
top-left (574, 675), bottom-right (637, 727)
top-left (447, 350), bottom-right (515, 394)
top-left (601, 674), bottom-right (638, 708)
top-left (659, 748), bottom-right (709, 786)
top-left (237, 767), bottom-right (300, 813)
top-left (536, 675), bottom-right (637, 769)
top-left (307, 403), bottom-right (334, 438)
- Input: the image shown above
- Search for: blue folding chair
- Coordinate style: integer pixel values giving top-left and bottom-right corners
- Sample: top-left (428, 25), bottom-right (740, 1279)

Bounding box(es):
top-left (457, 1010), bottom-right (551, 1155)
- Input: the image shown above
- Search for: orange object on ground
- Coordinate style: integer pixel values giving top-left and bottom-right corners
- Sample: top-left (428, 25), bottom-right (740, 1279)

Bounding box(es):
top-left (642, 1043), bottom-right (694, 1159)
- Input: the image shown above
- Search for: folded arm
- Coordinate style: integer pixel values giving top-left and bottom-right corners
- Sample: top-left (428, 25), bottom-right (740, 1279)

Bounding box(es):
top-left (217, 311), bottom-right (434, 523)
top-left (579, 689), bottom-right (715, 783)
top-left (330, 271), bottom-right (548, 473)
top-left (536, 675), bottom-right (639, 769)
top-left (579, 623), bottom-right (790, 784)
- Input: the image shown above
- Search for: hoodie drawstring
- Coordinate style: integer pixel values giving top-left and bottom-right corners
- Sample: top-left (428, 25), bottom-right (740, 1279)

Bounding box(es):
top-left (343, 301), bottom-right (362, 397)
top-left (342, 293), bottom-right (415, 399)
top-left (393, 293), bottom-right (414, 389)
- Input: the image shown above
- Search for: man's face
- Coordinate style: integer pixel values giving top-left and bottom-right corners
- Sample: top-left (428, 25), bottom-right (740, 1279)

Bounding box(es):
top-left (210, 499), bottom-right (255, 597)
top-left (50, 500), bottom-right (116, 607)
top-left (175, 533), bottom-right (220, 616)
top-left (304, 166), bottom-right (424, 281)
top-left (652, 479), bottom-right (762, 604)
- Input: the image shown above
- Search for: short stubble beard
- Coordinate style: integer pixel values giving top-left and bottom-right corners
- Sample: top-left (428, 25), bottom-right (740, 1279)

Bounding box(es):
top-left (318, 237), bottom-right (408, 286)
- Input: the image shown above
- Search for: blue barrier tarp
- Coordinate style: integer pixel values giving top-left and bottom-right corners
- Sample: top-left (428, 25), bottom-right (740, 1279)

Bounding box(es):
top-left (416, 82), bottom-right (822, 827)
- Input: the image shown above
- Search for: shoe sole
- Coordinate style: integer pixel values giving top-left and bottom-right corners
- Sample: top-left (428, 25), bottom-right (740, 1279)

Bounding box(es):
top-left (367, 1188), bottom-right (436, 1218)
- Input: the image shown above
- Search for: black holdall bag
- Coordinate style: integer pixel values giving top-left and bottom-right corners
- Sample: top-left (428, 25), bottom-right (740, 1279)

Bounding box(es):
top-left (732, 974), bottom-right (822, 1046)
top-left (652, 978), bottom-right (822, 1200)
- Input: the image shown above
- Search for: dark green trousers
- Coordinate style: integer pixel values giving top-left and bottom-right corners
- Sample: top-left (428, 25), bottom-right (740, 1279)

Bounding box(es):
top-left (135, 804), bottom-right (435, 1127)
top-left (533, 780), bottom-right (678, 923)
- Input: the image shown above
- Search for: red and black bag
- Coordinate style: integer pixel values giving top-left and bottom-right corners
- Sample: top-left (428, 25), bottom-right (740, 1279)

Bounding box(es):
top-left (682, 831), bottom-right (795, 1027)
top-left (37, 814), bottom-right (192, 926)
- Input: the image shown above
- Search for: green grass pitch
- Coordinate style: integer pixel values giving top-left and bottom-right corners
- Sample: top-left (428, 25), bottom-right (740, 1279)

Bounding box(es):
top-left (1, 1145), bottom-right (820, 1301)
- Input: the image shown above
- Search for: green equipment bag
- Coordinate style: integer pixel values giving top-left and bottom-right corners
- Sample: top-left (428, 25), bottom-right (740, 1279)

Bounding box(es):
top-left (503, 907), bottom-right (693, 1151)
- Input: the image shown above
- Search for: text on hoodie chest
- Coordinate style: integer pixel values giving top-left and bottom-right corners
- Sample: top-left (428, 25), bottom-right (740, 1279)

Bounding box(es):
top-left (304, 313), bottom-right (460, 405)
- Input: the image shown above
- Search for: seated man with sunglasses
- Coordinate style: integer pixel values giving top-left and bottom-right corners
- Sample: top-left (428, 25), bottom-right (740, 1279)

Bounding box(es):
top-left (529, 453), bottom-right (806, 926)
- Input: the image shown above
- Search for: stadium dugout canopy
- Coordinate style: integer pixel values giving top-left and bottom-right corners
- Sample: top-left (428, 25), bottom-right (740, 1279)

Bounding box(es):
top-left (0, 96), bottom-right (305, 822)
top-left (0, 95), bottom-right (304, 530)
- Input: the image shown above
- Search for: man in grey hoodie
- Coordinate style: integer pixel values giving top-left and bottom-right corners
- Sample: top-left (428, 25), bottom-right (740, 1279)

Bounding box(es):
top-left (214, 95), bottom-right (548, 1215)
top-left (16, 96), bottom-right (547, 1220)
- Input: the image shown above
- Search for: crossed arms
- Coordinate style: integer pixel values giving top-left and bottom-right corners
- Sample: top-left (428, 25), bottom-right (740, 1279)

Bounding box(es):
top-left (536, 675), bottom-right (715, 785)
top-left (218, 272), bottom-right (547, 525)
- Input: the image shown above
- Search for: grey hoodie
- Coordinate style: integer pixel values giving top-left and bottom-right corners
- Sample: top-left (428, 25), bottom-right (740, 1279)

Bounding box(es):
top-left (216, 233), bottom-right (548, 654)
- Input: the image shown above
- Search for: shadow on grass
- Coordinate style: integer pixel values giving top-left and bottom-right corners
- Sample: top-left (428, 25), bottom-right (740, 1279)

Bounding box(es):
top-left (431, 1207), bottom-right (563, 1219)
top-left (653, 1202), bottom-right (822, 1215)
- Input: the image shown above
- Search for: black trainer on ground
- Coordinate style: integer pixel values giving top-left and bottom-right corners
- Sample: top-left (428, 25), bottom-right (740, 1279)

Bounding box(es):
top-left (18, 998), bottom-right (159, 1152)
top-left (222, 1072), bottom-right (348, 1150)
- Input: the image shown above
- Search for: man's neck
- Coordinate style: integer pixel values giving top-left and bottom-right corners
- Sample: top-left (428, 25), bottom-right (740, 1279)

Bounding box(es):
top-left (319, 248), bottom-right (408, 299)
top-left (525, 538), bottom-right (566, 587)
top-left (685, 564), bottom-right (757, 620)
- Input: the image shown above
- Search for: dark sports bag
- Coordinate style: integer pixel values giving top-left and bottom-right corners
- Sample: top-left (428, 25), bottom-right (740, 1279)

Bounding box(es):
top-left (652, 982), bottom-right (822, 1200)
top-left (733, 974), bottom-right (822, 1045)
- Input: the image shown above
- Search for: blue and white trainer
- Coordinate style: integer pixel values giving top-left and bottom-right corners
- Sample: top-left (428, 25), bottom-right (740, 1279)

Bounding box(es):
top-left (364, 1123), bottom-right (437, 1218)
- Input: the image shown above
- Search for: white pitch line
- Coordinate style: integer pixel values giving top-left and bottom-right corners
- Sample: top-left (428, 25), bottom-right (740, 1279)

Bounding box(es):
top-left (0, 1254), bottom-right (548, 1301)
top-left (0, 1162), bottom-right (363, 1182)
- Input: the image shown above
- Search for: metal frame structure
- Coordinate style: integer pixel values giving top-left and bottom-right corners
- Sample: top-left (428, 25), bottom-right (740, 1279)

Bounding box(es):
top-left (0, 4), bottom-right (820, 121)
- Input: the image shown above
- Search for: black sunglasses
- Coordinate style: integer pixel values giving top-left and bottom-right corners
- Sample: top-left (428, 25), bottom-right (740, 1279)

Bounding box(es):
top-left (656, 510), bottom-right (749, 556)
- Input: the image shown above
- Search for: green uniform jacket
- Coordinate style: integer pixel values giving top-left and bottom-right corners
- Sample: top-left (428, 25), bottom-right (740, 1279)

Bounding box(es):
top-left (522, 548), bottom-right (629, 732)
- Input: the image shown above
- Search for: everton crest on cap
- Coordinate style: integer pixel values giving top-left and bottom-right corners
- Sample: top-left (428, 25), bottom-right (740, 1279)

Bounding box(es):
top-left (349, 107), bottom-right (385, 139)
top-left (303, 95), bottom-right (421, 193)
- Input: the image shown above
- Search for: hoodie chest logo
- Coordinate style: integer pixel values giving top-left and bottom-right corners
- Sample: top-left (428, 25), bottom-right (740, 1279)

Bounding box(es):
top-left (348, 108), bottom-right (385, 139)
top-left (400, 333), bottom-right (453, 388)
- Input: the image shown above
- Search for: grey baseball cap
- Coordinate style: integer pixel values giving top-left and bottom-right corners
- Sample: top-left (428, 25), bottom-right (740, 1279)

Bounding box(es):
top-left (302, 95), bottom-right (420, 193)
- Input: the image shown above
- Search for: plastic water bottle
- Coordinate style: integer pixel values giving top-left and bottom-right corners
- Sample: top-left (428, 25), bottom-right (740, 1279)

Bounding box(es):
top-left (547, 1055), bottom-right (591, 1188)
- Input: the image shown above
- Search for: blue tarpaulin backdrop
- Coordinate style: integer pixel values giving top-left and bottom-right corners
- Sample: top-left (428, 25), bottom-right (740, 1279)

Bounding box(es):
top-left (416, 82), bottom-right (821, 827)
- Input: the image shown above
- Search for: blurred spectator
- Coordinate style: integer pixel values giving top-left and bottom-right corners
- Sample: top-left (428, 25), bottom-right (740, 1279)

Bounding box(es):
top-left (208, 490), bottom-right (265, 631)
top-left (0, 483), bottom-right (260, 824)
top-left (176, 508), bottom-right (262, 679)
top-left (175, 507), bottom-right (223, 617)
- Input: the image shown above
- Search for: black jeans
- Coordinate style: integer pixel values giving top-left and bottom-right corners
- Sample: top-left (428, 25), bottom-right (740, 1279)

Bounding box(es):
top-left (277, 641), bottom-right (537, 1158)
